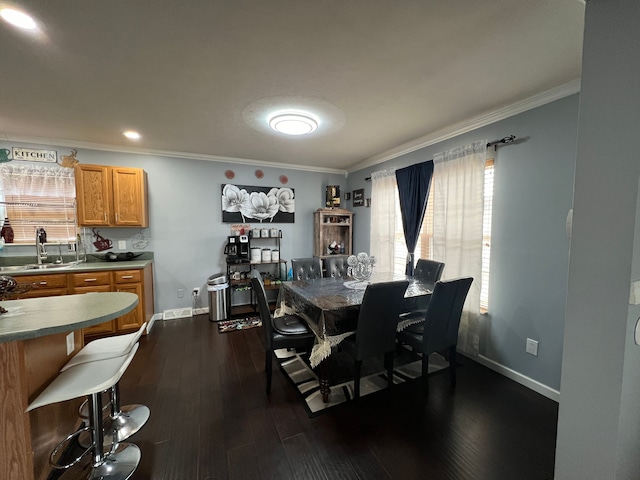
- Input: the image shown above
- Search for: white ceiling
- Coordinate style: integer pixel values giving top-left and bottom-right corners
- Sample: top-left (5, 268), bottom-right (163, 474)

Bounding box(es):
top-left (0, 1), bottom-right (584, 173)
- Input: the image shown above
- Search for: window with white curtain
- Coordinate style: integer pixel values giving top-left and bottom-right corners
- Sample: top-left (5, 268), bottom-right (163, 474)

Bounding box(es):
top-left (0, 164), bottom-right (76, 244)
top-left (390, 159), bottom-right (494, 310)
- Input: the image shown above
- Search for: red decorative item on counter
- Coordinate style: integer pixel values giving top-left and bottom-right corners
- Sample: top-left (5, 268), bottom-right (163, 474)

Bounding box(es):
top-left (1, 218), bottom-right (14, 243)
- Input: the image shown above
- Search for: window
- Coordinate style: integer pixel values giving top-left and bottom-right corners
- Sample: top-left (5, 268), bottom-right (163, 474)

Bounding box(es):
top-left (393, 159), bottom-right (494, 310)
top-left (0, 164), bottom-right (76, 244)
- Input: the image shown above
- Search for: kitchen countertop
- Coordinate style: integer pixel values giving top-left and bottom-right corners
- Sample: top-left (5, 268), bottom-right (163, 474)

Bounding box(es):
top-left (0, 291), bottom-right (139, 343)
top-left (0, 254), bottom-right (153, 276)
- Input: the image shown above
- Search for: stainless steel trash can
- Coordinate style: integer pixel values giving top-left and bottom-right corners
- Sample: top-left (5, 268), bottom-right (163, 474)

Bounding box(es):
top-left (207, 273), bottom-right (228, 322)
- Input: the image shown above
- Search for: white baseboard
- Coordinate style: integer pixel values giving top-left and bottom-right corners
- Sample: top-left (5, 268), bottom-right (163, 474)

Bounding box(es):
top-left (476, 354), bottom-right (560, 403)
top-left (146, 313), bottom-right (162, 333)
top-left (193, 307), bottom-right (208, 315)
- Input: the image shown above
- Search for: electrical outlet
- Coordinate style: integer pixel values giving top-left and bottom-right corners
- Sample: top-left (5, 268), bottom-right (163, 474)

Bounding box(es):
top-left (66, 332), bottom-right (74, 356)
top-left (193, 287), bottom-right (200, 296)
top-left (118, 240), bottom-right (126, 249)
top-left (526, 338), bottom-right (539, 357)
top-left (177, 289), bottom-right (184, 298)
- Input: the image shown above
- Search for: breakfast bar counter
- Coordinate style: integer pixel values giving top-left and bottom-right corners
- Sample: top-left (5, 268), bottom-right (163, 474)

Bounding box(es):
top-left (0, 292), bottom-right (139, 480)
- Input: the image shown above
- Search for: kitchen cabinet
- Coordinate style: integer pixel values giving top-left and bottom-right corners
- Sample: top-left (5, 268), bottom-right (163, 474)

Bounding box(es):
top-left (313, 208), bottom-right (353, 259)
top-left (12, 264), bottom-right (154, 341)
top-left (75, 164), bottom-right (149, 227)
top-left (11, 273), bottom-right (68, 299)
top-left (70, 271), bottom-right (115, 336)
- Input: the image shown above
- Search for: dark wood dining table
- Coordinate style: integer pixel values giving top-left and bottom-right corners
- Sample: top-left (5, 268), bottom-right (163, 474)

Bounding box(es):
top-left (276, 272), bottom-right (432, 402)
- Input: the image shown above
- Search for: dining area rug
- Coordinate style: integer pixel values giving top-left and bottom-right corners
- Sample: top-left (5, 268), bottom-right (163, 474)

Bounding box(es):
top-left (275, 345), bottom-right (450, 416)
top-left (217, 316), bottom-right (261, 333)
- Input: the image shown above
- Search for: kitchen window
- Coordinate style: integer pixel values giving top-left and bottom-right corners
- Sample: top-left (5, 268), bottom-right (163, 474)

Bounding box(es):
top-left (0, 164), bottom-right (76, 244)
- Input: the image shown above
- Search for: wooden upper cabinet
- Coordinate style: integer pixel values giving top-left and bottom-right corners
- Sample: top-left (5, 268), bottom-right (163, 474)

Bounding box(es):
top-left (75, 164), bottom-right (111, 226)
top-left (75, 164), bottom-right (148, 227)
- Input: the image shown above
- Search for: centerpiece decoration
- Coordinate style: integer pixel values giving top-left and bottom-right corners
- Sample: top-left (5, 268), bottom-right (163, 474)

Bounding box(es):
top-left (347, 252), bottom-right (376, 287)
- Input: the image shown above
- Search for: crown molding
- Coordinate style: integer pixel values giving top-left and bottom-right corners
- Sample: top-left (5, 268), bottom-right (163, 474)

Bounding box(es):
top-left (0, 134), bottom-right (348, 176)
top-left (347, 79), bottom-right (581, 174)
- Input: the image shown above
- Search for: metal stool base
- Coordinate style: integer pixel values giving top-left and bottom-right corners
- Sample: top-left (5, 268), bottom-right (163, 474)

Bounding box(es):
top-left (111, 404), bottom-right (151, 442)
top-left (58, 442), bottom-right (141, 480)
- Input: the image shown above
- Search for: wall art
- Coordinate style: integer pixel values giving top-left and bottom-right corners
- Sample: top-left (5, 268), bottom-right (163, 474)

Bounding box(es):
top-left (222, 184), bottom-right (295, 223)
top-left (353, 188), bottom-right (364, 207)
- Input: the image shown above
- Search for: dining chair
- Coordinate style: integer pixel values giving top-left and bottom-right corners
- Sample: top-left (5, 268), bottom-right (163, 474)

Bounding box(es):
top-left (251, 277), bottom-right (316, 394)
top-left (340, 280), bottom-right (409, 399)
top-left (414, 259), bottom-right (445, 284)
top-left (396, 277), bottom-right (473, 397)
top-left (291, 257), bottom-right (323, 280)
top-left (323, 255), bottom-right (350, 278)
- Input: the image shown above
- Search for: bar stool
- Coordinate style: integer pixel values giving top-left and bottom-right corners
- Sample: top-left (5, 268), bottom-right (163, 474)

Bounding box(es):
top-left (62, 323), bottom-right (150, 443)
top-left (27, 343), bottom-right (142, 480)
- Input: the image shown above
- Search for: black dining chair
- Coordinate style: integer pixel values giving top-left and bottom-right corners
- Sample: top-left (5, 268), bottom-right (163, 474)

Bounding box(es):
top-left (323, 255), bottom-right (350, 278)
top-left (396, 277), bottom-right (473, 397)
top-left (251, 277), bottom-right (316, 394)
top-left (340, 280), bottom-right (409, 399)
top-left (291, 257), bottom-right (323, 280)
top-left (414, 259), bottom-right (445, 284)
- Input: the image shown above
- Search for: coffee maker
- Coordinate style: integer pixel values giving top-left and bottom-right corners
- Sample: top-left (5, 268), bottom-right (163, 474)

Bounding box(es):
top-left (224, 236), bottom-right (240, 263)
top-left (238, 234), bottom-right (249, 261)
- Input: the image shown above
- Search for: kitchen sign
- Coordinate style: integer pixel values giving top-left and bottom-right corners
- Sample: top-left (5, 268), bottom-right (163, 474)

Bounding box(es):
top-left (12, 147), bottom-right (57, 163)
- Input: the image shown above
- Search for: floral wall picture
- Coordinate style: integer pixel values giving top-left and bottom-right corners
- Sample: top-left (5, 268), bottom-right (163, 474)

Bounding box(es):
top-left (221, 184), bottom-right (295, 223)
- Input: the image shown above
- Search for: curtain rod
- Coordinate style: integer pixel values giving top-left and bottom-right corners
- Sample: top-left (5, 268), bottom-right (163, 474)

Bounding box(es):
top-left (365, 135), bottom-right (516, 180)
top-left (487, 135), bottom-right (516, 150)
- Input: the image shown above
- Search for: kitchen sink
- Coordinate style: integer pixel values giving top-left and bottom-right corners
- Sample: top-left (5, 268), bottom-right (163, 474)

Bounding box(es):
top-left (0, 265), bottom-right (30, 272)
top-left (24, 262), bottom-right (78, 270)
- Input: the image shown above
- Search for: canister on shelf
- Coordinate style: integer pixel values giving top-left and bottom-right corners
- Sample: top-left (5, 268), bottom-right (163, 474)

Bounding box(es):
top-left (262, 249), bottom-right (272, 262)
top-left (261, 228), bottom-right (269, 238)
top-left (250, 247), bottom-right (261, 263)
top-left (270, 228), bottom-right (278, 237)
top-left (271, 250), bottom-right (279, 261)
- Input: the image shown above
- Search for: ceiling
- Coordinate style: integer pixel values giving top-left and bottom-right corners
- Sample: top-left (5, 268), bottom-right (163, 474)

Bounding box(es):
top-left (0, 1), bottom-right (585, 173)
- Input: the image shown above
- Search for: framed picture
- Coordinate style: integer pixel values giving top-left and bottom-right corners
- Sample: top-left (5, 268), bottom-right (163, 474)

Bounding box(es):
top-left (222, 184), bottom-right (295, 223)
top-left (353, 188), bottom-right (364, 207)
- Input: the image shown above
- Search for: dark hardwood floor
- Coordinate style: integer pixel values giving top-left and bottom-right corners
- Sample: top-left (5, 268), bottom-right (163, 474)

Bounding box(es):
top-left (120, 315), bottom-right (558, 480)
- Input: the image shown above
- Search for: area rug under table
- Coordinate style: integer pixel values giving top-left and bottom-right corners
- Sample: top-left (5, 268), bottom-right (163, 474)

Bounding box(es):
top-left (217, 316), bottom-right (262, 333)
top-left (275, 346), bottom-right (450, 416)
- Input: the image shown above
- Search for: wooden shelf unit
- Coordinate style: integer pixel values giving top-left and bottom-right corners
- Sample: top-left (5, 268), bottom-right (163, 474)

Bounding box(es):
top-left (313, 208), bottom-right (353, 258)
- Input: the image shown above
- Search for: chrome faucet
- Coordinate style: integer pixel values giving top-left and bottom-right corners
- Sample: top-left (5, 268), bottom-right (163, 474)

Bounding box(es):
top-left (35, 227), bottom-right (47, 264)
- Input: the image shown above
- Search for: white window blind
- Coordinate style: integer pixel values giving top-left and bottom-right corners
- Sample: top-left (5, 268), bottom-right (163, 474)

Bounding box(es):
top-left (0, 164), bottom-right (76, 243)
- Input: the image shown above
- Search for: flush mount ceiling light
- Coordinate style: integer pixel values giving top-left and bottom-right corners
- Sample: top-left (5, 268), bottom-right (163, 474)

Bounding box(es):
top-left (122, 130), bottom-right (141, 140)
top-left (0, 8), bottom-right (36, 29)
top-left (243, 96), bottom-right (344, 138)
top-left (268, 113), bottom-right (318, 136)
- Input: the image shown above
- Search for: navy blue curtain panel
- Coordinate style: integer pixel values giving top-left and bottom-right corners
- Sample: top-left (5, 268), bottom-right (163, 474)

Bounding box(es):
top-left (395, 160), bottom-right (433, 276)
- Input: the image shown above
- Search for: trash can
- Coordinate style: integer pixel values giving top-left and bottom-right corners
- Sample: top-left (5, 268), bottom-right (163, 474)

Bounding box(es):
top-left (207, 273), bottom-right (228, 322)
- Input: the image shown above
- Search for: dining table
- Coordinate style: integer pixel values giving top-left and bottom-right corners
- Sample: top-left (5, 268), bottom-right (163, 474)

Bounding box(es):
top-left (276, 272), bottom-right (433, 402)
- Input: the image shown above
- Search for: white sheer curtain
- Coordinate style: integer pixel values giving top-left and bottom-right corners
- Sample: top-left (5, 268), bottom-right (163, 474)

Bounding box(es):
top-left (433, 140), bottom-right (486, 356)
top-left (0, 164), bottom-right (76, 242)
top-left (369, 168), bottom-right (397, 274)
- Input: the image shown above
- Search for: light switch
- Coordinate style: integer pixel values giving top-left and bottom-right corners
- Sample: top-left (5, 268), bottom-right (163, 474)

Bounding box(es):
top-left (118, 240), bottom-right (126, 249)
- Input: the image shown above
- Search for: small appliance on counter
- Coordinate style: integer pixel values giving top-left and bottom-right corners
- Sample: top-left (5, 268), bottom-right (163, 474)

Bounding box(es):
top-left (225, 235), bottom-right (240, 263)
top-left (238, 234), bottom-right (249, 261)
top-left (225, 235), bottom-right (250, 263)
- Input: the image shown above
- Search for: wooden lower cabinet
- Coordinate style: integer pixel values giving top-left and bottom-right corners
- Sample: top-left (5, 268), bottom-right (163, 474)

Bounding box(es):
top-left (12, 264), bottom-right (154, 341)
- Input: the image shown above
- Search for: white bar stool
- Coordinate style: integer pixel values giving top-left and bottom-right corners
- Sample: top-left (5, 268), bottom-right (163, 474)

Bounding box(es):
top-left (27, 344), bottom-right (141, 480)
top-left (63, 323), bottom-right (150, 443)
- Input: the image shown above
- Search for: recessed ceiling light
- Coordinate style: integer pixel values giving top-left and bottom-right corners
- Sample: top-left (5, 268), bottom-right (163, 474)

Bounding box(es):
top-left (123, 130), bottom-right (141, 140)
top-left (268, 113), bottom-right (318, 136)
top-left (0, 8), bottom-right (37, 30)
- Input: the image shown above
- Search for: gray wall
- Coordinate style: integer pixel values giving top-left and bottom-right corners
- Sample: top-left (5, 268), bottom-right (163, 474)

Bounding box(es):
top-left (0, 142), bottom-right (346, 314)
top-left (555, 0), bottom-right (640, 477)
top-left (346, 95), bottom-right (579, 392)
